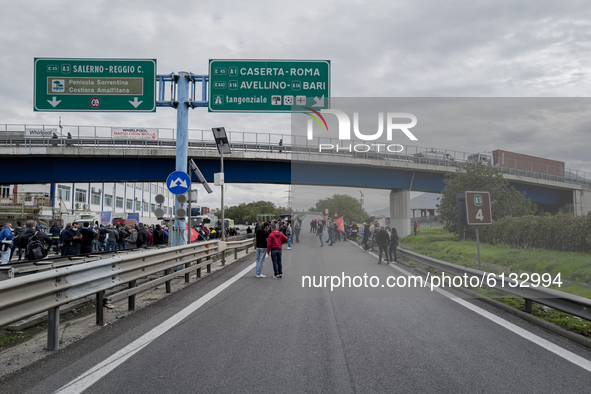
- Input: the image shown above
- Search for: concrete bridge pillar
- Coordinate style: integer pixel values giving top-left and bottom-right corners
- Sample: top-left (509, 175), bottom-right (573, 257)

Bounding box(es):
top-left (574, 187), bottom-right (591, 216)
top-left (390, 189), bottom-right (411, 238)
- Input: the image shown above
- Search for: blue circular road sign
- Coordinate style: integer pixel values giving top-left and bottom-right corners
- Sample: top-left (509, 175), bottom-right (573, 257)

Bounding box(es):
top-left (166, 171), bottom-right (191, 195)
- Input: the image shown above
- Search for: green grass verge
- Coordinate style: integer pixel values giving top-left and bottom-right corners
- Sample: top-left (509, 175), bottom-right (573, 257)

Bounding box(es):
top-left (401, 227), bottom-right (591, 337)
top-left (402, 228), bottom-right (591, 297)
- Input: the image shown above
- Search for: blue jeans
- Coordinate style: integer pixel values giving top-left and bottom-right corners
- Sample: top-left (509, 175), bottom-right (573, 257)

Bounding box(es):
top-left (317, 232), bottom-right (323, 246)
top-left (271, 249), bottom-right (282, 276)
top-left (378, 245), bottom-right (388, 262)
top-left (255, 248), bottom-right (266, 275)
top-left (106, 241), bottom-right (116, 252)
top-left (389, 245), bottom-right (397, 262)
top-left (50, 238), bottom-right (59, 253)
top-left (287, 235), bottom-right (291, 248)
top-left (10, 245), bottom-right (23, 261)
top-left (118, 242), bottom-right (127, 250)
top-left (1, 249), bottom-right (10, 265)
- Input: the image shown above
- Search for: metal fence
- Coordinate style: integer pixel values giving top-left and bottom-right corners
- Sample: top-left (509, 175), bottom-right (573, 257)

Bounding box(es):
top-left (1, 124), bottom-right (590, 187)
top-left (0, 236), bottom-right (255, 351)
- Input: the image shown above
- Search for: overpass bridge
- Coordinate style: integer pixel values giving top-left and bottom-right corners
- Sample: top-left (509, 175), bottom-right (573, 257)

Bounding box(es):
top-left (2, 124), bottom-right (590, 236)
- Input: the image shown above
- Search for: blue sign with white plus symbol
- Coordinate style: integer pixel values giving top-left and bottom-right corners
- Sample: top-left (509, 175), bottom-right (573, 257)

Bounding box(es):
top-left (166, 171), bottom-right (191, 195)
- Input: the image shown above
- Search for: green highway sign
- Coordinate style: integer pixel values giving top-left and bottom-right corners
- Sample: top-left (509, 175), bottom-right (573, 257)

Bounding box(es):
top-left (34, 58), bottom-right (156, 112)
top-left (208, 59), bottom-right (330, 112)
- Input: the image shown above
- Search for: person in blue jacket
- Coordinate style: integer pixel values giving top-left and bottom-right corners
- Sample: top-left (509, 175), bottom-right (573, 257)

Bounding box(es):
top-left (0, 223), bottom-right (14, 265)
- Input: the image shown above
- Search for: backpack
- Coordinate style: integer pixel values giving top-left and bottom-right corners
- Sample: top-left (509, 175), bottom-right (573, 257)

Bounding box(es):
top-left (119, 228), bottom-right (128, 240)
top-left (27, 231), bottom-right (47, 260)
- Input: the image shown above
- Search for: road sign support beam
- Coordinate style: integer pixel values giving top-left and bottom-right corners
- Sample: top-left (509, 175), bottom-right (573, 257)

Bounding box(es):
top-left (173, 72), bottom-right (190, 247)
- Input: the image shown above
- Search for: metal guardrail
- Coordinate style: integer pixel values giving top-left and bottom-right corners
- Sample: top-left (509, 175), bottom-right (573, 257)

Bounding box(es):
top-left (397, 248), bottom-right (591, 321)
top-left (0, 236), bottom-right (255, 351)
top-left (1, 124), bottom-right (589, 187)
top-left (0, 234), bottom-right (254, 281)
top-left (0, 257), bottom-right (123, 329)
top-left (0, 245), bottom-right (170, 281)
top-left (353, 235), bottom-right (591, 321)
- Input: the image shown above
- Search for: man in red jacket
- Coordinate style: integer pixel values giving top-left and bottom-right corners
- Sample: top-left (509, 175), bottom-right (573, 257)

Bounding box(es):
top-left (267, 223), bottom-right (288, 279)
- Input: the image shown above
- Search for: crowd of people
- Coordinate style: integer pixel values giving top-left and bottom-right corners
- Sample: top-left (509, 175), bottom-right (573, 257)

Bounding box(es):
top-left (359, 220), bottom-right (399, 264)
top-left (0, 219), bottom-right (257, 264)
top-left (253, 218), bottom-right (300, 279)
top-left (309, 218), bottom-right (399, 264)
top-left (189, 225), bottom-right (242, 242)
top-left (249, 216), bottom-right (400, 279)
top-left (0, 220), bottom-right (170, 262)
top-left (0, 216), bottom-right (401, 269)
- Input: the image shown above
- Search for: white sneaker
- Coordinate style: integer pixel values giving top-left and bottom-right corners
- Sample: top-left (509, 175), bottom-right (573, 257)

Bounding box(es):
top-left (256, 274), bottom-right (266, 278)
top-left (287, 247), bottom-right (291, 250)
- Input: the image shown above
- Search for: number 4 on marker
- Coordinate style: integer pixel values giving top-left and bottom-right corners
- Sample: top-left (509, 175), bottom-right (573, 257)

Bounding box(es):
top-left (476, 209), bottom-right (484, 221)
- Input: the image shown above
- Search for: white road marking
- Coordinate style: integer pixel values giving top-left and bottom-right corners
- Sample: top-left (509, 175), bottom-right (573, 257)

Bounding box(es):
top-left (349, 240), bottom-right (591, 373)
top-left (55, 263), bottom-right (255, 394)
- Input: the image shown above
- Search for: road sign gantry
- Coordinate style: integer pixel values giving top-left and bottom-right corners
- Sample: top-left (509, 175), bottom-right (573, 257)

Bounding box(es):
top-left (33, 57), bottom-right (331, 247)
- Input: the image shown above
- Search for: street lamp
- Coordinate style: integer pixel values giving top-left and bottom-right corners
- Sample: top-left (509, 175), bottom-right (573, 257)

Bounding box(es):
top-left (212, 127), bottom-right (231, 240)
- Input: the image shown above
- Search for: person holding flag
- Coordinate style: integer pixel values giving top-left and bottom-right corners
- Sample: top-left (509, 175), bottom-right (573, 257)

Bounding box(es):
top-left (334, 216), bottom-right (345, 242)
top-left (326, 220), bottom-right (334, 246)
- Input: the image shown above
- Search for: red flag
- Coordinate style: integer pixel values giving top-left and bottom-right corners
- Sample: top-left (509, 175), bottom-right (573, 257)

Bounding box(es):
top-left (186, 224), bottom-right (199, 241)
top-left (334, 216), bottom-right (345, 232)
top-left (324, 215), bottom-right (328, 220)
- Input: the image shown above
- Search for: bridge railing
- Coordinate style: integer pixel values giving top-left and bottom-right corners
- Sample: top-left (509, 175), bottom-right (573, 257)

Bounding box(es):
top-left (1, 124), bottom-right (589, 187)
top-left (0, 236), bottom-right (255, 351)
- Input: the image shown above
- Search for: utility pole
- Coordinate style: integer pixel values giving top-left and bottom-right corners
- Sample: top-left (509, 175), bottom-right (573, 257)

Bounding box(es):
top-left (284, 185), bottom-right (294, 210)
top-left (359, 191), bottom-right (364, 223)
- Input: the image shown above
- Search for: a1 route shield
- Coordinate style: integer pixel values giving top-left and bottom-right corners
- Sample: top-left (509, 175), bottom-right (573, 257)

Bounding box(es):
top-left (34, 58), bottom-right (156, 112)
top-left (167, 171), bottom-right (191, 195)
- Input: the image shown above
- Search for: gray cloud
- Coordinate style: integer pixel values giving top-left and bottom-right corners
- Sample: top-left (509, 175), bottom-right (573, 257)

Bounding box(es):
top-left (2, 1), bottom-right (590, 209)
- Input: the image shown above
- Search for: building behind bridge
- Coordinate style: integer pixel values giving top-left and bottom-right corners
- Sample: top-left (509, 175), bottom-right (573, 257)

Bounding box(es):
top-left (0, 182), bottom-right (178, 226)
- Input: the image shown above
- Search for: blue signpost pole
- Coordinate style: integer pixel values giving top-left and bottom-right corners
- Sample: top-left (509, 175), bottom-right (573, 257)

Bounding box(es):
top-left (174, 72), bottom-right (189, 246)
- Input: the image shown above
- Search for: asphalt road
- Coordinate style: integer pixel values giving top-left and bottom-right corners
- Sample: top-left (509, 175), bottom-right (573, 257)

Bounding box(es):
top-left (5, 215), bottom-right (591, 393)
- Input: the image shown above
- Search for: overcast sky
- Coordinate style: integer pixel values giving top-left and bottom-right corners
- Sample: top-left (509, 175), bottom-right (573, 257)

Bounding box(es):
top-left (2, 1), bottom-right (590, 212)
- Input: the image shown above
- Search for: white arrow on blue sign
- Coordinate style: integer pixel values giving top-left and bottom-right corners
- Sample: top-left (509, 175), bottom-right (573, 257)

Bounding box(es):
top-left (166, 171), bottom-right (191, 195)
